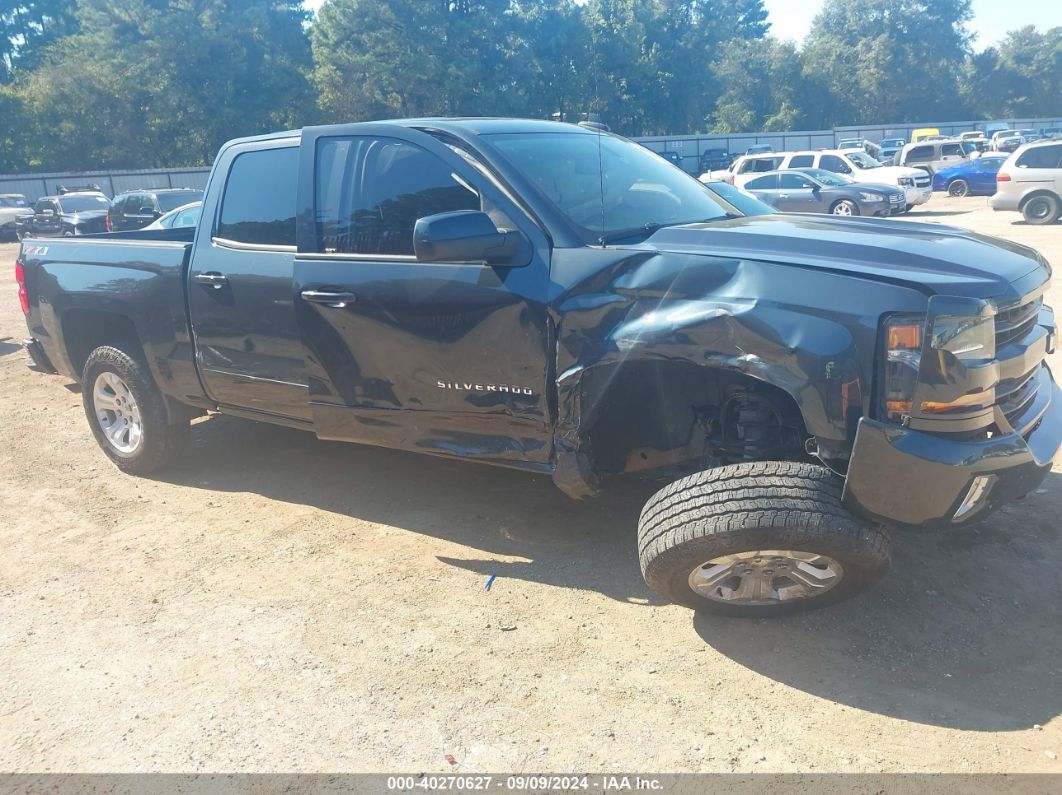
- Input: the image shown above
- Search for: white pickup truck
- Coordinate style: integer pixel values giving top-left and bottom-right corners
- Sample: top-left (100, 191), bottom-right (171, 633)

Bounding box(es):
top-left (706, 149), bottom-right (932, 211)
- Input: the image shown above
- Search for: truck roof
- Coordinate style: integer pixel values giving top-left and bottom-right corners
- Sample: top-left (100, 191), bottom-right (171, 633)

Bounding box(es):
top-left (222, 118), bottom-right (597, 149)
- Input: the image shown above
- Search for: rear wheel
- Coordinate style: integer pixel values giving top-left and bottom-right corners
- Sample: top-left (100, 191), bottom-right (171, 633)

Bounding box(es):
top-left (831, 199), bottom-right (858, 216)
top-left (1022, 194), bottom-right (1061, 225)
top-left (82, 345), bottom-right (189, 474)
top-left (638, 462), bottom-right (890, 617)
top-left (947, 179), bottom-right (970, 198)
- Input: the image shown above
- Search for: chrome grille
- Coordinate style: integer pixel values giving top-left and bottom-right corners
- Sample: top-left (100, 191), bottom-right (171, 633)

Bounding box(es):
top-left (913, 174), bottom-right (931, 188)
top-left (994, 294), bottom-right (1048, 434)
top-left (996, 296), bottom-right (1042, 348)
top-left (997, 366), bottom-right (1040, 427)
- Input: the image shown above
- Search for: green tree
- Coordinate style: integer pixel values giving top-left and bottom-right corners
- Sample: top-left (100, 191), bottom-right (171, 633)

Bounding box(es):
top-left (803, 0), bottom-right (973, 125)
top-left (511, 0), bottom-right (590, 123)
top-left (963, 27), bottom-right (1061, 118)
top-left (1, 0), bottom-right (76, 83)
top-left (712, 36), bottom-right (814, 132)
top-left (312, 0), bottom-right (526, 122)
top-left (18, 0), bottom-right (313, 170)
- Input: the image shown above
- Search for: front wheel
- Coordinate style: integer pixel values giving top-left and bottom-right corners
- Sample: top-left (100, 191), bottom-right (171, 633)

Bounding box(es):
top-left (82, 345), bottom-right (189, 475)
top-left (947, 179), bottom-right (970, 198)
top-left (1022, 194), bottom-right (1061, 225)
top-left (831, 199), bottom-right (858, 216)
top-left (638, 462), bottom-right (890, 617)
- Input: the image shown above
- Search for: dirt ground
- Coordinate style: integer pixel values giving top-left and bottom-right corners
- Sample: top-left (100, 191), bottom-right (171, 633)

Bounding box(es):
top-left (1, 195), bottom-right (1061, 775)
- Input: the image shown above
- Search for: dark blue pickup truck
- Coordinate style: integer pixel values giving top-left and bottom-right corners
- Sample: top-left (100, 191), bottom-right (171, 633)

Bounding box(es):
top-left (15, 118), bottom-right (1062, 616)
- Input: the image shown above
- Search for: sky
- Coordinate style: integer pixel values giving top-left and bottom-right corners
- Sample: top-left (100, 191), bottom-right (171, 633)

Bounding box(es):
top-left (763, 0), bottom-right (1062, 48)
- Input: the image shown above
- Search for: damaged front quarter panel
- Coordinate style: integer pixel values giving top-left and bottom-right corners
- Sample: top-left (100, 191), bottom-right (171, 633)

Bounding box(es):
top-left (546, 245), bottom-right (912, 497)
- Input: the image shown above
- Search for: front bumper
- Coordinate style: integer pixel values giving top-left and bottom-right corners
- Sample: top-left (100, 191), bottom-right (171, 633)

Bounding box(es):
top-left (843, 365), bottom-right (1062, 527)
top-left (903, 185), bottom-right (933, 206)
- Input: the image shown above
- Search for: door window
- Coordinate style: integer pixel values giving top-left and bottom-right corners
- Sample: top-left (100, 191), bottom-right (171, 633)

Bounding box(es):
top-left (787, 154), bottom-right (814, 168)
top-left (744, 174), bottom-right (778, 190)
top-left (217, 146), bottom-right (298, 247)
top-left (1017, 145), bottom-right (1062, 169)
top-left (313, 137), bottom-right (480, 256)
top-left (741, 156), bottom-right (784, 174)
top-left (941, 144), bottom-right (963, 158)
top-left (780, 174), bottom-right (813, 189)
top-left (905, 146), bottom-right (934, 163)
top-left (819, 155), bottom-right (852, 174)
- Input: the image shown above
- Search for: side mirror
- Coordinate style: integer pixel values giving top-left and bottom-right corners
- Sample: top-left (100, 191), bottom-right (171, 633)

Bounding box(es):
top-left (413, 211), bottom-right (529, 266)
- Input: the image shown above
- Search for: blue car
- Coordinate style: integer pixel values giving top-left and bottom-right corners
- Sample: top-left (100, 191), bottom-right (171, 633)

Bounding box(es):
top-left (931, 155), bottom-right (1008, 197)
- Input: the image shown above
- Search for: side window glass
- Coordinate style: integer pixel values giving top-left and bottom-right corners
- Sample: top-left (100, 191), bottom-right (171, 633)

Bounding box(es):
top-left (941, 144), bottom-right (962, 157)
top-left (1017, 145), bottom-right (1062, 169)
top-left (780, 173), bottom-right (812, 189)
top-left (788, 155), bottom-right (814, 168)
top-left (314, 137), bottom-right (480, 256)
top-left (820, 155), bottom-right (851, 174)
top-left (217, 146), bottom-right (298, 247)
top-left (745, 175), bottom-right (777, 190)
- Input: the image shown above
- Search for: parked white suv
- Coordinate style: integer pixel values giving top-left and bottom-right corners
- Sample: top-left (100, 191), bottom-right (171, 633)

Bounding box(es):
top-left (0, 193), bottom-right (33, 240)
top-left (708, 150), bottom-right (932, 210)
top-left (990, 139), bottom-right (1062, 225)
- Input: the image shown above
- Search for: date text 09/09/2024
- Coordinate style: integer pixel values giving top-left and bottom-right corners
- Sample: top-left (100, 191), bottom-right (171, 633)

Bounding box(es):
top-left (386, 775), bottom-right (663, 790)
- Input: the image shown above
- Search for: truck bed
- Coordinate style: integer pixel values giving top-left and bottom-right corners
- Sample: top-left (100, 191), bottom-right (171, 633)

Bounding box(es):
top-left (18, 226), bottom-right (205, 406)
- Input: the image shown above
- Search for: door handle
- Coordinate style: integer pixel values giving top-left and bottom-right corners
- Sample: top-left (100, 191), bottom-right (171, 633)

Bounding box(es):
top-left (301, 289), bottom-right (357, 308)
top-left (193, 272), bottom-right (228, 289)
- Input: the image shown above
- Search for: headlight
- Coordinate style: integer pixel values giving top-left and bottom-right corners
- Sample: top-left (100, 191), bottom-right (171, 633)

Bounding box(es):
top-left (898, 176), bottom-right (914, 187)
top-left (859, 192), bottom-right (884, 202)
top-left (883, 315), bottom-right (923, 422)
top-left (881, 307), bottom-right (996, 423)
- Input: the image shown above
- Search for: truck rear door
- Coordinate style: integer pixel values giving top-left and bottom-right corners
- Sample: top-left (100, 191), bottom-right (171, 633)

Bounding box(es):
top-left (186, 136), bottom-right (311, 420)
top-left (292, 123), bottom-right (554, 465)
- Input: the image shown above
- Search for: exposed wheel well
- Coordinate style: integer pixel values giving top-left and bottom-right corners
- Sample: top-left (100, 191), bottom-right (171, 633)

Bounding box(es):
top-left (61, 309), bottom-right (142, 379)
top-left (580, 361), bottom-right (808, 478)
top-left (1019, 190), bottom-right (1060, 209)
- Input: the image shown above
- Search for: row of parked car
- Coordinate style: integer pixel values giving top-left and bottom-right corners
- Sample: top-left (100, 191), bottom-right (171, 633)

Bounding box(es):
top-left (0, 185), bottom-right (203, 241)
top-left (693, 137), bottom-right (1062, 225)
top-left (701, 147), bottom-right (934, 212)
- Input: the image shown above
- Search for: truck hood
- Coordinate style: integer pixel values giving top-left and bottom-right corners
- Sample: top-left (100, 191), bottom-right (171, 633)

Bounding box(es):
top-left (644, 214), bottom-right (1047, 301)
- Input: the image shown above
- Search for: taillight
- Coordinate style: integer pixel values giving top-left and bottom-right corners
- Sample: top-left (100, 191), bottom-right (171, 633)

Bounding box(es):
top-left (105, 213), bottom-right (111, 232)
top-left (15, 261), bottom-right (29, 315)
top-left (728, 174), bottom-right (735, 185)
top-left (997, 172), bottom-right (1011, 182)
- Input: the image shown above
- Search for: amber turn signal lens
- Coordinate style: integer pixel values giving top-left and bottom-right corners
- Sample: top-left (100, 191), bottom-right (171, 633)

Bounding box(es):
top-left (887, 323), bottom-right (921, 351)
top-left (920, 392), bottom-right (990, 414)
top-left (886, 399), bottom-right (912, 420)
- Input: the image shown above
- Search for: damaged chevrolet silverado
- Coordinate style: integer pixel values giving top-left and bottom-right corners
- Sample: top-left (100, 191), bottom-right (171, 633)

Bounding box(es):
top-left (16, 119), bottom-right (1062, 616)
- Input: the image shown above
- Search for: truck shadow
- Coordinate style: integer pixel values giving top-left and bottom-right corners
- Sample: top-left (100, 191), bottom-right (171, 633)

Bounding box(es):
top-left (0, 336), bottom-right (23, 356)
top-left (162, 415), bottom-right (1062, 731)
top-left (695, 471), bottom-right (1062, 731)
top-left (159, 414), bottom-right (661, 605)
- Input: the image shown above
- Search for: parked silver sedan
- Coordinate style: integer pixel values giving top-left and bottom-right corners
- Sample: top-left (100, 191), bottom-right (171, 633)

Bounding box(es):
top-left (742, 168), bottom-right (906, 216)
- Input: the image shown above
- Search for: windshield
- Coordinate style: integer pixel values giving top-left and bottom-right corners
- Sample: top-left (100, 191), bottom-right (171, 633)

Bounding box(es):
top-left (883, 139), bottom-right (903, 146)
top-left (57, 194), bottom-right (110, 213)
top-left (1, 196), bottom-right (27, 207)
top-left (487, 132), bottom-right (735, 243)
top-left (847, 152), bottom-right (884, 170)
top-left (801, 168), bottom-right (851, 186)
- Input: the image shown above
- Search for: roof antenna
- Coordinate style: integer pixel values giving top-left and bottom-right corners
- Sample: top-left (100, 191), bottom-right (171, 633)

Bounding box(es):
top-left (581, 113), bottom-right (608, 244)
